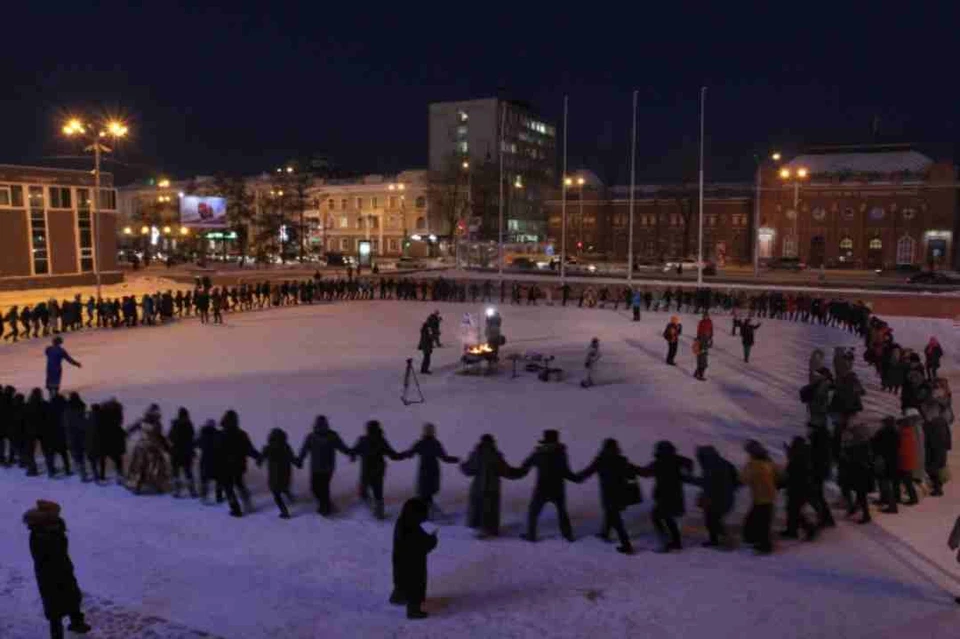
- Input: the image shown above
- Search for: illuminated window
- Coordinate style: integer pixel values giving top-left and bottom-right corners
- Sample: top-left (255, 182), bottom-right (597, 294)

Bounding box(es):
top-left (389, 196), bottom-right (397, 209)
top-left (783, 235), bottom-right (797, 257)
top-left (456, 125), bottom-right (468, 137)
top-left (896, 236), bottom-right (916, 264)
top-left (29, 196), bottom-right (48, 275)
top-left (356, 197), bottom-right (363, 210)
top-left (457, 110), bottom-right (468, 122)
top-left (869, 238), bottom-right (882, 249)
top-left (840, 237), bottom-right (854, 250)
top-left (371, 197), bottom-right (378, 209)
top-left (340, 238), bottom-right (349, 251)
top-left (328, 199), bottom-right (335, 210)
top-left (338, 216), bottom-right (348, 228)
top-left (77, 210), bottom-right (93, 271)
top-left (340, 198), bottom-right (348, 210)
top-left (457, 141), bottom-right (469, 154)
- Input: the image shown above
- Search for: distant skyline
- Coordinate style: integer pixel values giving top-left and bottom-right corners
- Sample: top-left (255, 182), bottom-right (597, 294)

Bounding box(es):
top-left (3, 4), bottom-right (959, 185)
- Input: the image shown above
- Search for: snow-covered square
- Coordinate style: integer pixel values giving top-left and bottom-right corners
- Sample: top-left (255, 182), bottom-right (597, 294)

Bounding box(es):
top-left (2, 299), bottom-right (960, 638)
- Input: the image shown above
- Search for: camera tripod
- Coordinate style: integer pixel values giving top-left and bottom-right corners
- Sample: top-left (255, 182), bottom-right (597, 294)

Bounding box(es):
top-left (401, 358), bottom-right (425, 405)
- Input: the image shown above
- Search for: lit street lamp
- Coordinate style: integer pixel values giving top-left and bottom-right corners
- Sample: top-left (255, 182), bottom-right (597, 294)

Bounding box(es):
top-left (62, 116), bottom-right (128, 300)
top-left (780, 165), bottom-right (809, 257)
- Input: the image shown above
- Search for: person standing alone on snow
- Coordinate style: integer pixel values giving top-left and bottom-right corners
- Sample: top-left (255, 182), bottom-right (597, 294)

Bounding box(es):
top-left (739, 317), bottom-right (761, 363)
top-left (44, 337), bottom-right (81, 398)
top-left (925, 336), bottom-right (943, 381)
top-left (418, 322), bottom-right (434, 375)
top-left (696, 311), bottom-right (714, 348)
top-left (631, 289), bottom-right (642, 321)
top-left (663, 316), bottom-right (682, 365)
top-left (582, 338), bottom-right (601, 388)
top-left (390, 497), bottom-right (437, 619)
top-left (23, 500), bottom-right (91, 638)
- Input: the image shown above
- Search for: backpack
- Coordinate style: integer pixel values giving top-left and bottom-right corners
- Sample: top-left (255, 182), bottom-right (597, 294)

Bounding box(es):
top-left (799, 383), bottom-right (815, 404)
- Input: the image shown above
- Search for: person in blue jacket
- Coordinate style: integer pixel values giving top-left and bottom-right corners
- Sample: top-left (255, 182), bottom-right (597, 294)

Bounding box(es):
top-left (44, 337), bottom-right (81, 398)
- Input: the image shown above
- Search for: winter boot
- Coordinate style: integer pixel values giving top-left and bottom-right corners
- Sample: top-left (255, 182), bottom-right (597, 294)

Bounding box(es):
top-left (49, 620), bottom-right (65, 639)
top-left (188, 481), bottom-right (199, 498)
top-left (374, 500), bottom-right (385, 520)
top-left (67, 613), bottom-right (91, 633)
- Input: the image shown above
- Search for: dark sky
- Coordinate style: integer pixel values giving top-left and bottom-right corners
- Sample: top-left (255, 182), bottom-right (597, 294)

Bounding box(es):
top-left (3, 3), bottom-right (958, 185)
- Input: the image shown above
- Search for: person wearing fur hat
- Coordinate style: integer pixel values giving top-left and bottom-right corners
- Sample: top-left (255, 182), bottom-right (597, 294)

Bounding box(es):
top-left (23, 500), bottom-right (91, 638)
top-left (741, 440), bottom-right (779, 554)
top-left (518, 429), bottom-right (577, 542)
top-left (635, 440), bottom-right (694, 552)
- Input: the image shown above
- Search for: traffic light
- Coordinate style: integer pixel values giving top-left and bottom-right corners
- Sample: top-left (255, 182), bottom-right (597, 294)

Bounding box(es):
top-left (576, 241), bottom-right (583, 250)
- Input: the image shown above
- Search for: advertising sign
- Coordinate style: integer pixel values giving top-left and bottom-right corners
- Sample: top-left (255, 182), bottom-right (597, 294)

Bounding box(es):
top-left (180, 196), bottom-right (227, 228)
top-left (358, 240), bottom-right (372, 266)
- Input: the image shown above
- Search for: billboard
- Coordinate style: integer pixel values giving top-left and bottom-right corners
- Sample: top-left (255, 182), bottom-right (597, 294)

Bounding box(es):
top-left (180, 195), bottom-right (227, 228)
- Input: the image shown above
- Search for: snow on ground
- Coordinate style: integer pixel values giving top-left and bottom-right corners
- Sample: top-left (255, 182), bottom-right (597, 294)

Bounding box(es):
top-left (1, 301), bottom-right (960, 638)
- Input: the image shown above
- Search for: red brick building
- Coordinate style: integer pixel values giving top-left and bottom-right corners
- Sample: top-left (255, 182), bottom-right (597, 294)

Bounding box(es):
top-left (546, 146), bottom-right (958, 269)
top-left (0, 165), bottom-right (120, 288)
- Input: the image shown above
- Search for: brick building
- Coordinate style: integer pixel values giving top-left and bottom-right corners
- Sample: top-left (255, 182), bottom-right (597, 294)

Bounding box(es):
top-left (546, 146), bottom-right (958, 269)
top-left (762, 146), bottom-right (957, 269)
top-left (0, 165), bottom-right (119, 287)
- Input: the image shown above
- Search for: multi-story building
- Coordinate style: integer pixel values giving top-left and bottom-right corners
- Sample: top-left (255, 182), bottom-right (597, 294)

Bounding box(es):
top-left (428, 98), bottom-right (556, 242)
top-left (116, 177), bottom-right (198, 257)
top-left (546, 145), bottom-right (958, 270)
top-left (762, 145), bottom-right (957, 269)
top-left (0, 164), bottom-right (119, 286)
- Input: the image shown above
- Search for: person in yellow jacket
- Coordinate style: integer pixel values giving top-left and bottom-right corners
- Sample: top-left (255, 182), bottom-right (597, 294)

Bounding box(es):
top-left (741, 439), bottom-right (779, 554)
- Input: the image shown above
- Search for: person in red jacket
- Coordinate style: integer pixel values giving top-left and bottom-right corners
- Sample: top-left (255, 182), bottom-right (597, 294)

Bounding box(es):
top-left (696, 311), bottom-right (714, 348)
top-left (895, 414), bottom-right (920, 505)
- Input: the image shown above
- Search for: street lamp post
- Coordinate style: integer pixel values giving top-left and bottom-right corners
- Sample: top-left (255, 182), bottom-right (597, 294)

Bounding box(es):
top-left (753, 152), bottom-right (781, 277)
top-left (779, 166), bottom-right (808, 258)
top-left (62, 117), bottom-right (128, 301)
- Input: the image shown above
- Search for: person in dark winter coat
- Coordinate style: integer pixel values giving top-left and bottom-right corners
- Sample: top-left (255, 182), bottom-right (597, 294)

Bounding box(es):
top-left (98, 399), bottom-right (126, 484)
top-left (574, 438), bottom-right (642, 554)
top-left (219, 409), bottom-right (261, 517)
top-left (389, 497), bottom-right (437, 619)
top-left (807, 424), bottom-right (835, 527)
top-left (692, 336), bottom-right (710, 381)
top-left (196, 419), bottom-right (223, 502)
top-left (687, 446), bottom-right (739, 548)
top-left (780, 437), bottom-right (819, 540)
top-left (22, 388), bottom-right (46, 476)
top-left (663, 317), bottom-right (682, 365)
top-left (83, 404), bottom-right (101, 482)
top-left (168, 407), bottom-right (198, 498)
top-left (518, 429), bottom-right (577, 542)
top-left (258, 428), bottom-right (299, 518)
top-left (839, 424), bottom-right (874, 523)
top-left (297, 415), bottom-right (352, 516)
top-left (924, 336), bottom-right (943, 381)
top-left (41, 394), bottom-right (70, 477)
top-left (460, 434), bottom-right (522, 537)
top-left (829, 359), bottom-right (865, 458)
top-left (635, 440), bottom-right (694, 552)
top-left (739, 318), bottom-right (761, 363)
top-left (397, 423), bottom-right (460, 515)
top-left (62, 393), bottom-right (88, 481)
top-left (872, 417), bottom-right (901, 513)
top-left (417, 322), bottom-right (434, 374)
top-left (350, 420), bottom-right (400, 519)
top-left (44, 337), bottom-right (81, 398)
top-left (23, 500), bottom-right (91, 639)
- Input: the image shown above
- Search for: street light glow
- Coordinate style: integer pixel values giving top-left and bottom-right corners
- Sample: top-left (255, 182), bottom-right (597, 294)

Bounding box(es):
top-left (106, 120), bottom-right (128, 138)
top-left (462, 161), bottom-right (469, 169)
top-left (564, 177), bottom-right (573, 186)
top-left (779, 168), bottom-right (791, 179)
top-left (158, 179), bottom-right (171, 188)
top-left (162, 226), bottom-right (172, 235)
top-left (122, 226), bottom-right (132, 235)
top-left (771, 152), bottom-right (782, 161)
top-left (286, 166), bottom-right (294, 173)
top-left (62, 119), bottom-right (85, 136)
top-left (398, 183), bottom-right (405, 191)
top-left (179, 227), bottom-right (190, 236)
top-left (797, 167), bottom-right (809, 179)
top-left (577, 176), bottom-right (585, 186)
top-left (140, 226), bottom-right (150, 235)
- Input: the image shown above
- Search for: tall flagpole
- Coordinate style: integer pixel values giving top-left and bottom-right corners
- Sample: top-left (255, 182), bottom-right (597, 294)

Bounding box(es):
top-left (697, 86), bottom-right (706, 286)
top-left (560, 95), bottom-right (568, 283)
top-left (498, 102), bottom-right (505, 278)
top-left (627, 90), bottom-right (637, 283)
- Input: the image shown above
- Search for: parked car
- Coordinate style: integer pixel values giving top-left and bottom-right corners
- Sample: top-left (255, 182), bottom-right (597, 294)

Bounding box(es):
top-left (510, 257), bottom-right (536, 271)
top-left (662, 258), bottom-right (716, 275)
top-left (907, 270), bottom-right (960, 286)
top-left (765, 257), bottom-right (807, 271)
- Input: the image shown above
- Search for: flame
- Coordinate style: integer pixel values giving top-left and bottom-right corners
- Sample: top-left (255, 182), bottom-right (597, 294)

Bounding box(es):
top-left (467, 343), bottom-right (494, 355)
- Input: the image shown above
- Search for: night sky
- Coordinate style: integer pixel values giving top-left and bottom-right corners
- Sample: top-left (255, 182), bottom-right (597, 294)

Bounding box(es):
top-left (3, 3), bottom-right (958, 185)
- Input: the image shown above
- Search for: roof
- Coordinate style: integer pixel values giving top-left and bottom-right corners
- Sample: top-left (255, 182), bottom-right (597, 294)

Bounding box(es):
top-left (785, 150), bottom-right (933, 175)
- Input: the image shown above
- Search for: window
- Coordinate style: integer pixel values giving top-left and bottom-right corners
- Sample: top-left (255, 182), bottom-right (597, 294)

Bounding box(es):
top-left (338, 215), bottom-right (349, 228)
top-left (30, 208), bottom-right (49, 275)
top-left (785, 209), bottom-right (797, 221)
top-left (356, 216), bottom-right (364, 229)
top-left (457, 110), bottom-right (468, 122)
top-left (340, 198), bottom-right (348, 211)
top-left (77, 210), bottom-right (94, 272)
top-left (328, 199), bottom-right (335, 210)
top-left (841, 207), bottom-right (854, 221)
top-left (389, 238), bottom-right (399, 252)
top-left (356, 197), bottom-right (363, 210)
top-left (457, 141), bottom-right (469, 154)
top-left (29, 186), bottom-right (44, 208)
top-left (415, 217), bottom-right (426, 230)
top-left (839, 237), bottom-right (854, 250)
top-left (783, 235), bottom-right (797, 257)
top-left (389, 196), bottom-right (397, 209)
top-left (869, 238), bottom-right (882, 250)
top-left (76, 188), bottom-right (90, 210)
top-left (896, 236), bottom-right (916, 264)
top-left (415, 196), bottom-right (426, 209)
top-left (812, 207), bottom-right (826, 221)
top-left (370, 216), bottom-right (379, 229)
top-left (901, 208), bottom-right (916, 220)
top-left (48, 187), bottom-right (72, 209)
top-left (456, 125), bottom-right (468, 137)
top-left (340, 238), bottom-right (349, 251)
top-left (0, 186), bottom-right (9, 206)
top-left (869, 206), bottom-right (885, 221)
top-left (371, 197), bottom-right (378, 209)
top-left (97, 189), bottom-right (116, 210)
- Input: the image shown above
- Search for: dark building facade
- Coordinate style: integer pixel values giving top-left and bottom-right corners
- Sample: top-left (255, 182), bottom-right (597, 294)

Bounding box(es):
top-left (0, 165), bottom-right (119, 286)
top-left (546, 147), bottom-right (958, 269)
